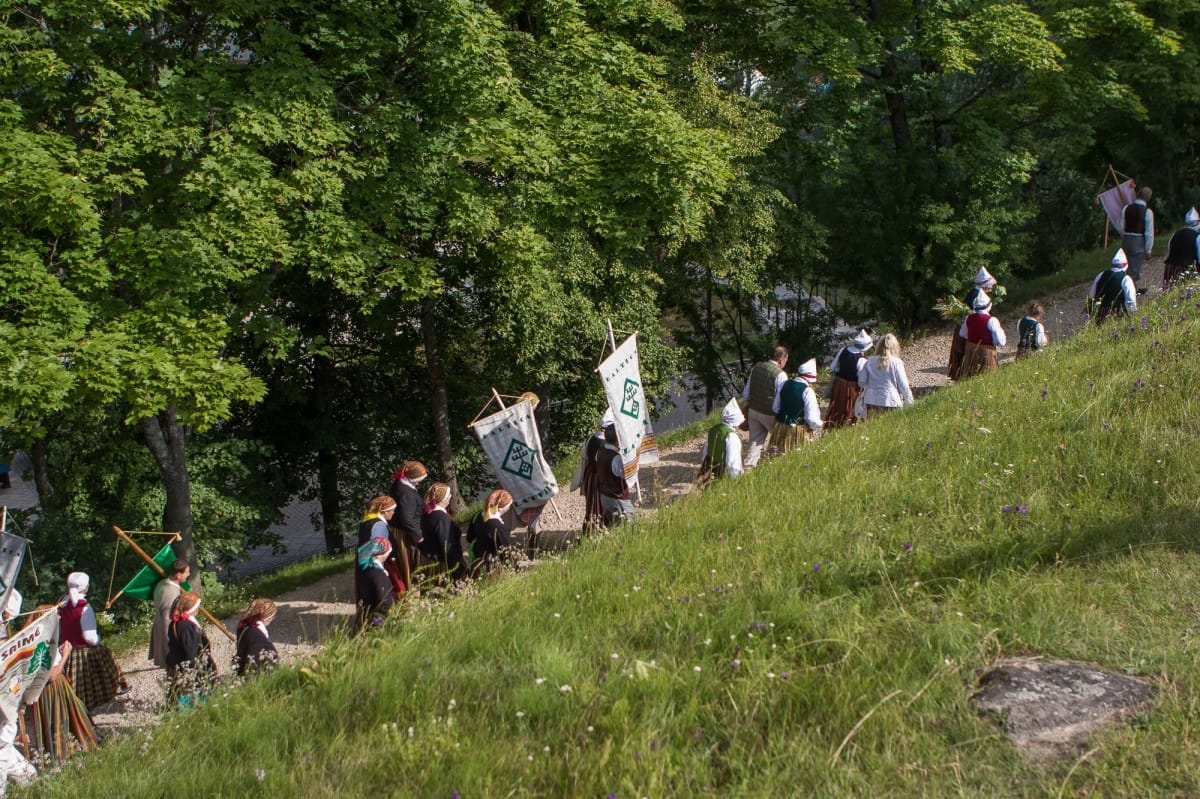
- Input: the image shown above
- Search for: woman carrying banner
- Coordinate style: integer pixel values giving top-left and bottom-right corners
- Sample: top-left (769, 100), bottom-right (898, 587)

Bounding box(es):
top-left (58, 572), bottom-right (129, 713)
top-left (18, 600), bottom-right (99, 763)
top-left (165, 591), bottom-right (218, 708)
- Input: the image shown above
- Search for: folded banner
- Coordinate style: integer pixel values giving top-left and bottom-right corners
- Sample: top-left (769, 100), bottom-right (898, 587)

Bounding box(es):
top-left (1097, 179), bottom-right (1136, 230)
top-left (0, 608), bottom-right (58, 723)
top-left (0, 533), bottom-right (28, 622)
top-left (598, 333), bottom-right (659, 482)
top-left (119, 543), bottom-right (190, 601)
top-left (472, 398), bottom-right (559, 513)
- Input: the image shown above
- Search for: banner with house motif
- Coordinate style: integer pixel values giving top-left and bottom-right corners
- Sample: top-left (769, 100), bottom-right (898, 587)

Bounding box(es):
top-left (0, 608), bottom-right (58, 724)
top-left (598, 333), bottom-right (659, 483)
top-left (471, 397), bottom-right (558, 513)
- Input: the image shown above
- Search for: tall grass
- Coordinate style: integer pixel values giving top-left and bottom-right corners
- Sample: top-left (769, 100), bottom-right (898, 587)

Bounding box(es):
top-left (26, 285), bottom-right (1200, 797)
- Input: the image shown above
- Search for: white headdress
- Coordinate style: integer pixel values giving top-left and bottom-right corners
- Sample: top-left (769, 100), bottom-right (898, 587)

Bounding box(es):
top-left (971, 290), bottom-right (992, 312)
top-left (973, 267), bottom-right (997, 288)
top-left (796, 358), bottom-right (818, 382)
top-left (1185, 207), bottom-right (1199, 227)
top-left (721, 397), bottom-right (744, 428)
top-left (1112, 248), bottom-right (1129, 267)
top-left (852, 329), bottom-right (874, 351)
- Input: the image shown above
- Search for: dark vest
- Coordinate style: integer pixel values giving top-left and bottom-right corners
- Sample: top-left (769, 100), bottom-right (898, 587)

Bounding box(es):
top-left (1165, 228), bottom-right (1200, 268)
top-left (964, 313), bottom-right (996, 345)
top-left (595, 448), bottom-right (629, 499)
top-left (775, 380), bottom-right (811, 425)
top-left (833, 349), bottom-right (863, 381)
top-left (1095, 268), bottom-right (1128, 315)
top-left (1017, 317), bottom-right (1041, 351)
top-left (1123, 202), bottom-right (1148, 235)
top-left (747, 360), bottom-right (783, 415)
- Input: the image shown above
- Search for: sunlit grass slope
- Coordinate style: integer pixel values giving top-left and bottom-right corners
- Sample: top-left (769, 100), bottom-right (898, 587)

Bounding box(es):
top-left (28, 288), bottom-right (1200, 797)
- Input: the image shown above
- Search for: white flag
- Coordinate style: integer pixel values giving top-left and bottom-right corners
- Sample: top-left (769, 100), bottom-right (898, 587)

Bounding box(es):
top-left (598, 333), bottom-right (659, 482)
top-left (0, 608), bottom-right (58, 723)
top-left (472, 398), bottom-right (558, 512)
top-left (1097, 179), bottom-right (1136, 230)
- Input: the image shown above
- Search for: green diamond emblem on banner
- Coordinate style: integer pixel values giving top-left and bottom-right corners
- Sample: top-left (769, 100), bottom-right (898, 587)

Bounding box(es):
top-left (620, 378), bottom-right (641, 418)
top-left (501, 438), bottom-right (537, 480)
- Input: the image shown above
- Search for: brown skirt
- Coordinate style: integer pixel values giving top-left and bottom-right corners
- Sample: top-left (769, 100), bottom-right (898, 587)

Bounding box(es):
top-left (947, 329), bottom-right (967, 380)
top-left (825, 377), bottom-right (860, 428)
top-left (63, 645), bottom-right (123, 713)
top-left (958, 340), bottom-right (999, 379)
top-left (767, 421), bottom-right (813, 456)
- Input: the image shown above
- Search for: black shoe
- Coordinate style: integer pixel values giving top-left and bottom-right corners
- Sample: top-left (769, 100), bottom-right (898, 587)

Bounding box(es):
top-left (1138, 287), bottom-right (1147, 295)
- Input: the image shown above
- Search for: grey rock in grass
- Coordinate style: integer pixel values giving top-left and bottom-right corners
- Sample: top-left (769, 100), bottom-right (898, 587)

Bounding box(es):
top-left (971, 656), bottom-right (1156, 762)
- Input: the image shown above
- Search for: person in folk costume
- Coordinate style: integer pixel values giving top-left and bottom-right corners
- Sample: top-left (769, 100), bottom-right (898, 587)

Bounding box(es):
top-left (356, 538), bottom-right (396, 629)
top-left (1161, 206), bottom-right (1200, 289)
top-left (235, 598), bottom-right (279, 677)
top-left (568, 411), bottom-right (614, 534)
top-left (740, 345), bottom-right (789, 469)
top-left (388, 461), bottom-right (427, 588)
top-left (165, 591), bottom-right (218, 708)
top-left (17, 597), bottom-right (99, 765)
top-left (949, 268), bottom-right (998, 380)
top-left (956, 291), bottom-right (1006, 379)
top-left (1118, 185), bottom-right (1154, 294)
top-left (767, 358), bottom-right (823, 455)
top-left (419, 482), bottom-right (467, 581)
top-left (697, 398), bottom-right (745, 483)
top-left (594, 425), bottom-right (635, 525)
top-left (149, 558), bottom-right (189, 670)
top-left (467, 489), bottom-right (514, 576)
top-left (858, 333), bottom-right (915, 417)
top-left (1016, 302), bottom-right (1049, 360)
top-left (1088, 248), bottom-right (1138, 323)
top-left (354, 495), bottom-right (404, 609)
top-left (826, 329), bottom-right (873, 428)
top-left (58, 572), bottom-right (129, 714)
top-left (0, 593), bottom-right (38, 791)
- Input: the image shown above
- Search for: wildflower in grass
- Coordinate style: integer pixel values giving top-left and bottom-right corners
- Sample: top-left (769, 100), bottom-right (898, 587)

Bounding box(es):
top-left (560, 684), bottom-right (572, 693)
top-left (651, 740), bottom-right (659, 751)
top-left (1040, 389), bottom-right (1048, 400)
top-left (812, 562), bottom-right (820, 572)
top-left (903, 541), bottom-right (913, 551)
top-left (731, 659), bottom-right (741, 670)
top-left (781, 672), bottom-right (790, 680)
top-left (254, 768), bottom-right (265, 783)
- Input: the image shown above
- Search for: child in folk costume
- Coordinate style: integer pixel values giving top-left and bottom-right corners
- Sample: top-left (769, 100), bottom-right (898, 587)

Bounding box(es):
top-left (768, 359), bottom-right (823, 455)
top-left (949, 267), bottom-right (997, 379)
top-left (957, 291), bottom-right (1006, 379)
top-left (356, 538), bottom-right (397, 629)
top-left (235, 598), bottom-right (279, 676)
top-left (165, 591), bottom-right (218, 707)
top-left (1016, 302), bottom-right (1049, 359)
top-left (1088, 248), bottom-right (1138, 323)
top-left (58, 572), bottom-right (129, 714)
top-left (698, 399), bottom-right (745, 483)
top-left (826, 330), bottom-right (873, 428)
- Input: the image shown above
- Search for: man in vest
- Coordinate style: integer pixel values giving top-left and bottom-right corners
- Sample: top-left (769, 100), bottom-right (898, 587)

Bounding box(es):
top-left (697, 398), bottom-right (744, 484)
top-left (1162, 207), bottom-right (1200, 289)
top-left (595, 424), bottom-right (634, 525)
top-left (740, 345), bottom-right (788, 469)
top-left (1088, 248), bottom-right (1138, 323)
top-left (1119, 185), bottom-right (1154, 295)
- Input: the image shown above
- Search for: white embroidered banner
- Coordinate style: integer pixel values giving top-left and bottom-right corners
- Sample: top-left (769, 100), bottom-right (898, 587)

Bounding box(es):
top-left (472, 398), bottom-right (558, 512)
top-left (0, 608), bottom-right (57, 723)
top-left (598, 334), bottom-right (659, 481)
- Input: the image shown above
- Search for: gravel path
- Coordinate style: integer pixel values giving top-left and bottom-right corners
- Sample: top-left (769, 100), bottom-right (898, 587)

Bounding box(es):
top-left (95, 256), bottom-right (1163, 740)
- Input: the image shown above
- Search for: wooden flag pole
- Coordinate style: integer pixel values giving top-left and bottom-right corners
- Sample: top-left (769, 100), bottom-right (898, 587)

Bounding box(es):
top-left (111, 526), bottom-right (235, 642)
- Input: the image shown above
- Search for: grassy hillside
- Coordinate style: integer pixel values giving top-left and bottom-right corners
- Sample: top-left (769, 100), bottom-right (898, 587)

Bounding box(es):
top-left (26, 286), bottom-right (1200, 797)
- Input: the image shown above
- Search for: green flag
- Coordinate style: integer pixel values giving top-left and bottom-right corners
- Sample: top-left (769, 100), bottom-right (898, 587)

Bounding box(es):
top-left (120, 544), bottom-right (189, 601)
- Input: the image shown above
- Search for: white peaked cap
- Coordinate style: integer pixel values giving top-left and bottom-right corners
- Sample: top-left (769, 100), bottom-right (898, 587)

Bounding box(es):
top-left (600, 409), bottom-right (615, 428)
top-left (1186, 207), bottom-right (1200, 226)
top-left (971, 290), bottom-right (992, 311)
top-left (67, 572), bottom-right (89, 591)
top-left (1112, 248), bottom-right (1129, 266)
top-left (852, 329), bottom-right (874, 351)
top-left (4, 590), bottom-right (20, 619)
top-left (721, 397), bottom-right (745, 428)
top-left (797, 358), bottom-right (818, 381)
top-left (974, 267), bottom-right (997, 287)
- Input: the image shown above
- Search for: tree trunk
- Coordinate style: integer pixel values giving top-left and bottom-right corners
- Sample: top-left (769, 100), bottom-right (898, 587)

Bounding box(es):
top-left (29, 438), bottom-right (53, 501)
top-left (421, 296), bottom-right (465, 514)
top-left (139, 406), bottom-right (197, 580)
top-left (317, 446), bottom-right (343, 553)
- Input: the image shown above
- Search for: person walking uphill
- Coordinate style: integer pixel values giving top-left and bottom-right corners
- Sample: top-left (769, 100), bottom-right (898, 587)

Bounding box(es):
top-left (826, 329), bottom-right (872, 428)
top-left (858, 333), bottom-right (914, 417)
top-left (957, 291), bottom-right (1006, 379)
top-left (1162, 206), bottom-right (1200, 289)
top-left (949, 268), bottom-right (998, 380)
top-left (149, 559), bottom-right (189, 669)
top-left (698, 398), bottom-right (745, 484)
top-left (767, 358), bottom-right (823, 455)
top-left (741, 346), bottom-right (788, 469)
top-left (1119, 185), bottom-right (1154, 294)
top-left (1088, 248), bottom-right (1138, 323)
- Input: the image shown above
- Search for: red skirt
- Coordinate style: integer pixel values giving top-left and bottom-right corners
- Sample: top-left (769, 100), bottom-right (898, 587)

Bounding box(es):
top-left (825, 377), bottom-right (860, 428)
